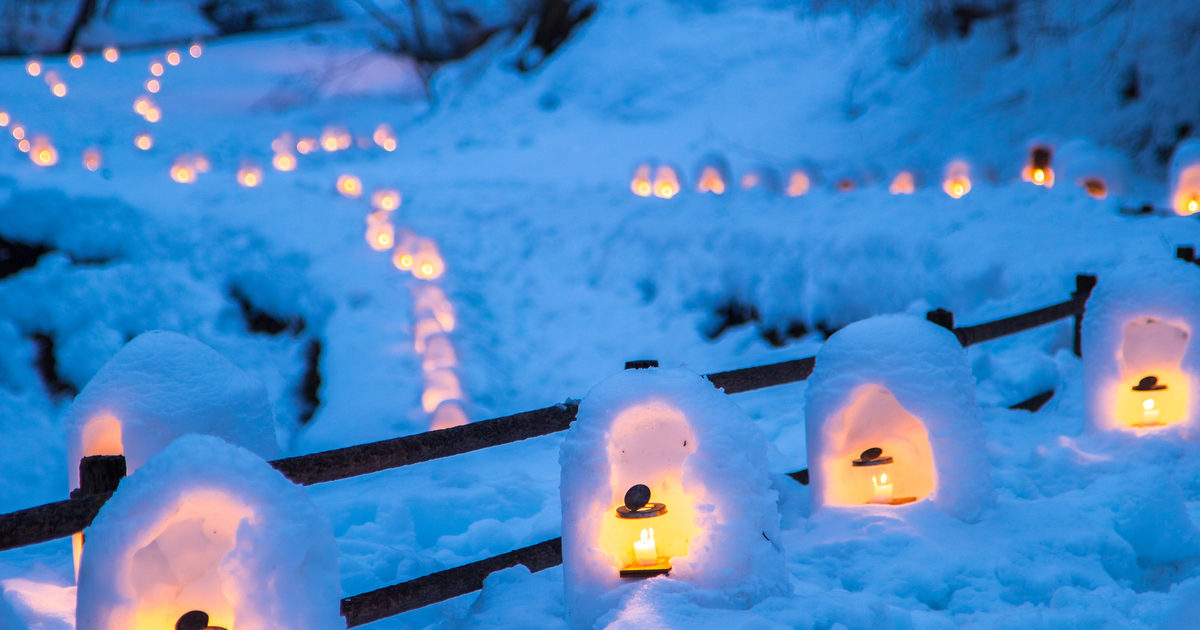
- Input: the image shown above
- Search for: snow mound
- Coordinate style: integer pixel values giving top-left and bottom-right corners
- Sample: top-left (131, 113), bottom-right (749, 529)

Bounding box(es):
top-left (64, 331), bottom-right (278, 492)
top-left (1082, 259), bottom-right (1200, 438)
top-left (560, 367), bottom-right (788, 629)
top-left (806, 315), bottom-right (993, 522)
top-left (76, 434), bottom-right (341, 630)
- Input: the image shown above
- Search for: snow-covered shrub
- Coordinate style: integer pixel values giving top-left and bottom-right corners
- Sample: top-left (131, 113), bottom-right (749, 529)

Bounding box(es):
top-left (560, 367), bottom-right (788, 629)
top-left (806, 314), bottom-right (993, 522)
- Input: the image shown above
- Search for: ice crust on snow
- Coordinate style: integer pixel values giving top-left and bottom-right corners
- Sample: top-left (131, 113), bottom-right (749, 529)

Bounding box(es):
top-left (63, 331), bottom-right (278, 491)
top-left (1082, 259), bottom-right (1200, 437)
top-left (806, 315), bottom-right (993, 522)
top-left (75, 435), bottom-right (341, 630)
top-left (560, 367), bottom-right (788, 629)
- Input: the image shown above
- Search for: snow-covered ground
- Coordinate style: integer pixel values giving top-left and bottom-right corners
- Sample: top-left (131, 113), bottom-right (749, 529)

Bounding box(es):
top-left (2, 0), bottom-right (1200, 627)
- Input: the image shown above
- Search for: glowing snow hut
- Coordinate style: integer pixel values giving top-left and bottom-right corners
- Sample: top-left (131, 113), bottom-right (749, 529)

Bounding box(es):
top-left (63, 331), bottom-right (278, 574)
top-left (806, 315), bottom-right (992, 522)
top-left (75, 435), bottom-right (342, 630)
top-left (1083, 261), bottom-right (1200, 436)
top-left (1169, 139), bottom-right (1200, 216)
top-left (560, 368), bottom-right (787, 629)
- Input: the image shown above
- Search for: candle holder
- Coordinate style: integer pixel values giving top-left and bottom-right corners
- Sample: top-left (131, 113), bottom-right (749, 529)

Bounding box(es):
top-left (1130, 375), bottom-right (1168, 427)
top-left (615, 484), bottom-right (672, 578)
top-left (851, 447), bottom-right (916, 505)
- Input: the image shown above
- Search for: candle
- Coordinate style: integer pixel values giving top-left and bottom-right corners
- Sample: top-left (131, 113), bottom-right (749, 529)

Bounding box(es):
top-left (1142, 398), bottom-right (1161, 425)
top-left (633, 528), bottom-right (657, 566)
top-left (871, 473), bottom-right (893, 504)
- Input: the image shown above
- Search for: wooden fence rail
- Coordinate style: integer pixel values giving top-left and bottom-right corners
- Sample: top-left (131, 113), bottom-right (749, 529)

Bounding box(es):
top-left (0, 275), bottom-right (1096, 559)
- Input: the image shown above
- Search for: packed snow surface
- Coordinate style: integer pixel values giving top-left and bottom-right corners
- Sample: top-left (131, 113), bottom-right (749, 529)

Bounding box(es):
top-left (1, 0), bottom-right (1200, 628)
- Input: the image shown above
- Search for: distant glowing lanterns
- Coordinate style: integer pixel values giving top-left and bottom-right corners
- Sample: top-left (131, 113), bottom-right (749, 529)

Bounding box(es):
top-left (321, 126), bottom-right (350, 152)
top-left (373, 124), bottom-right (396, 151)
top-left (149, 60), bottom-right (164, 77)
top-left (1081, 177), bottom-right (1108, 200)
top-left (336, 174), bottom-right (362, 197)
top-left (133, 95), bottom-right (153, 115)
top-left (371, 189), bottom-right (402, 211)
top-left (942, 160), bottom-right (972, 198)
top-left (272, 152), bottom-right (296, 172)
top-left (431, 400), bottom-right (468, 430)
top-left (296, 137), bottom-right (317, 154)
top-left (0, 111), bottom-right (8, 126)
top-left (103, 46), bottom-right (119, 63)
top-left (237, 164), bottom-right (263, 188)
top-left (1172, 164), bottom-right (1200, 216)
top-left (413, 238), bottom-right (445, 280)
top-left (166, 49), bottom-right (182, 66)
top-left (189, 42), bottom-right (203, 58)
top-left (630, 164), bottom-right (652, 197)
top-left (144, 107), bottom-right (161, 123)
top-left (1022, 145), bottom-right (1055, 188)
top-left (421, 368), bottom-right (463, 413)
top-left (421, 334), bottom-right (457, 372)
top-left (412, 284), bottom-right (455, 332)
top-left (145, 78), bottom-right (160, 93)
top-left (46, 72), bottom-right (67, 97)
top-left (170, 159), bottom-right (196, 183)
top-left (740, 172), bottom-right (761, 190)
top-left (11, 124), bottom-right (26, 140)
top-left (25, 59), bottom-right (41, 77)
top-left (135, 133), bottom-right (153, 150)
top-left (391, 229), bottom-right (418, 271)
top-left (696, 166), bottom-right (726, 194)
top-left (889, 171), bottom-right (915, 195)
top-left (83, 148), bottom-right (102, 172)
top-left (192, 154), bottom-right (211, 173)
top-left (68, 52), bottom-right (84, 69)
top-left (365, 216), bottom-right (395, 251)
top-left (16, 139), bottom-right (29, 153)
top-left (653, 165), bottom-right (680, 199)
top-left (29, 137), bottom-right (57, 166)
top-left (786, 170), bottom-right (811, 197)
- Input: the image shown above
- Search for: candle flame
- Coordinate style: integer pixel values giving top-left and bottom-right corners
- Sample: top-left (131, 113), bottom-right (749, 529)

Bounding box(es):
top-left (1172, 165), bottom-right (1200, 215)
top-left (943, 161), bottom-right (972, 198)
top-left (631, 164), bottom-right (652, 197)
top-left (103, 47), bottom-right (119, 63)
top-left (170, 162), bottom-right (196, 184)
top-left (1144, 398), bottom-right (1156, 411)
top-left (371, 189), bottom-right (402, 211)
top-left (0, 111), bottom-right (8, 127)
top-left (68, 52), bottom-right (83, 69)
top-left (135, 134), bottom-right (153, 150)
top-left (653, 166), bottom-right (680, 199)
top-left (272, 153), bottom-right (296, 171)
top-left (166, 50), bottom-right (181, 66)
top-left (337, 174), bottom-right (362, 197)
top-left (25, 59), bottom-right (41, 77)
top-left (30, 138), bottom-right (57, 166)
top-left (237, 165), bottom-right (263, 187)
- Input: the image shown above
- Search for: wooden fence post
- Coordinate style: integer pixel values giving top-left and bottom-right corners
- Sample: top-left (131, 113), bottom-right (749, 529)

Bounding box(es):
top-left (624, 360), bottom-right (659, 370)
top-left (1072, 274), bottom-right (1097, 357)
top-left (70, 455), bottom-right (126, 499)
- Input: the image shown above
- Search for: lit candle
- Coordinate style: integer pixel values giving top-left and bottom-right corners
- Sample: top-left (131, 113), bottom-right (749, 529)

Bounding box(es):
top-left (238, 164), bottom-right (263, 188)
top-left (630, 164), bottom-right (652, 197)
top-left (82, 148), bottom-right (102, 172)
top-left (1142, 398), bottom-right (1160, 424)
top-left (272, 152), bottom-right (296, 171)
top-left (697, 166), bottom-right (725, 194)
top-left (633, 528), bottom-right (658, 565)
top-left (135, 134), bottom-right (153, 150)
top-left (871, 473), bottom-right (893, 504)
top-left (889, 171), bottom-right (915, 195)
top-left (337, 174), bottom-right (362, 197)
top-left (653, 166), bottom-right (679, 199)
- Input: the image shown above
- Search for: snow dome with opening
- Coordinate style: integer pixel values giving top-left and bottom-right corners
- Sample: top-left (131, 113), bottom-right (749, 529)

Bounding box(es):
top-left (559, 367), bottom-right (787, 629)
top-left (63, 331), bottom-right (278, 575)
top-left (1083, 260), bottom-right (1200, 436)
top-left (75, 435), bottom-right (341, 630)
top-left (805, 315), bottom-right (993, 521)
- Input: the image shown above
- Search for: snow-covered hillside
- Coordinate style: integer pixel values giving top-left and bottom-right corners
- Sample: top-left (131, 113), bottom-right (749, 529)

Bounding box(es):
top-left (2, 0), bottom-right (1200, 627)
